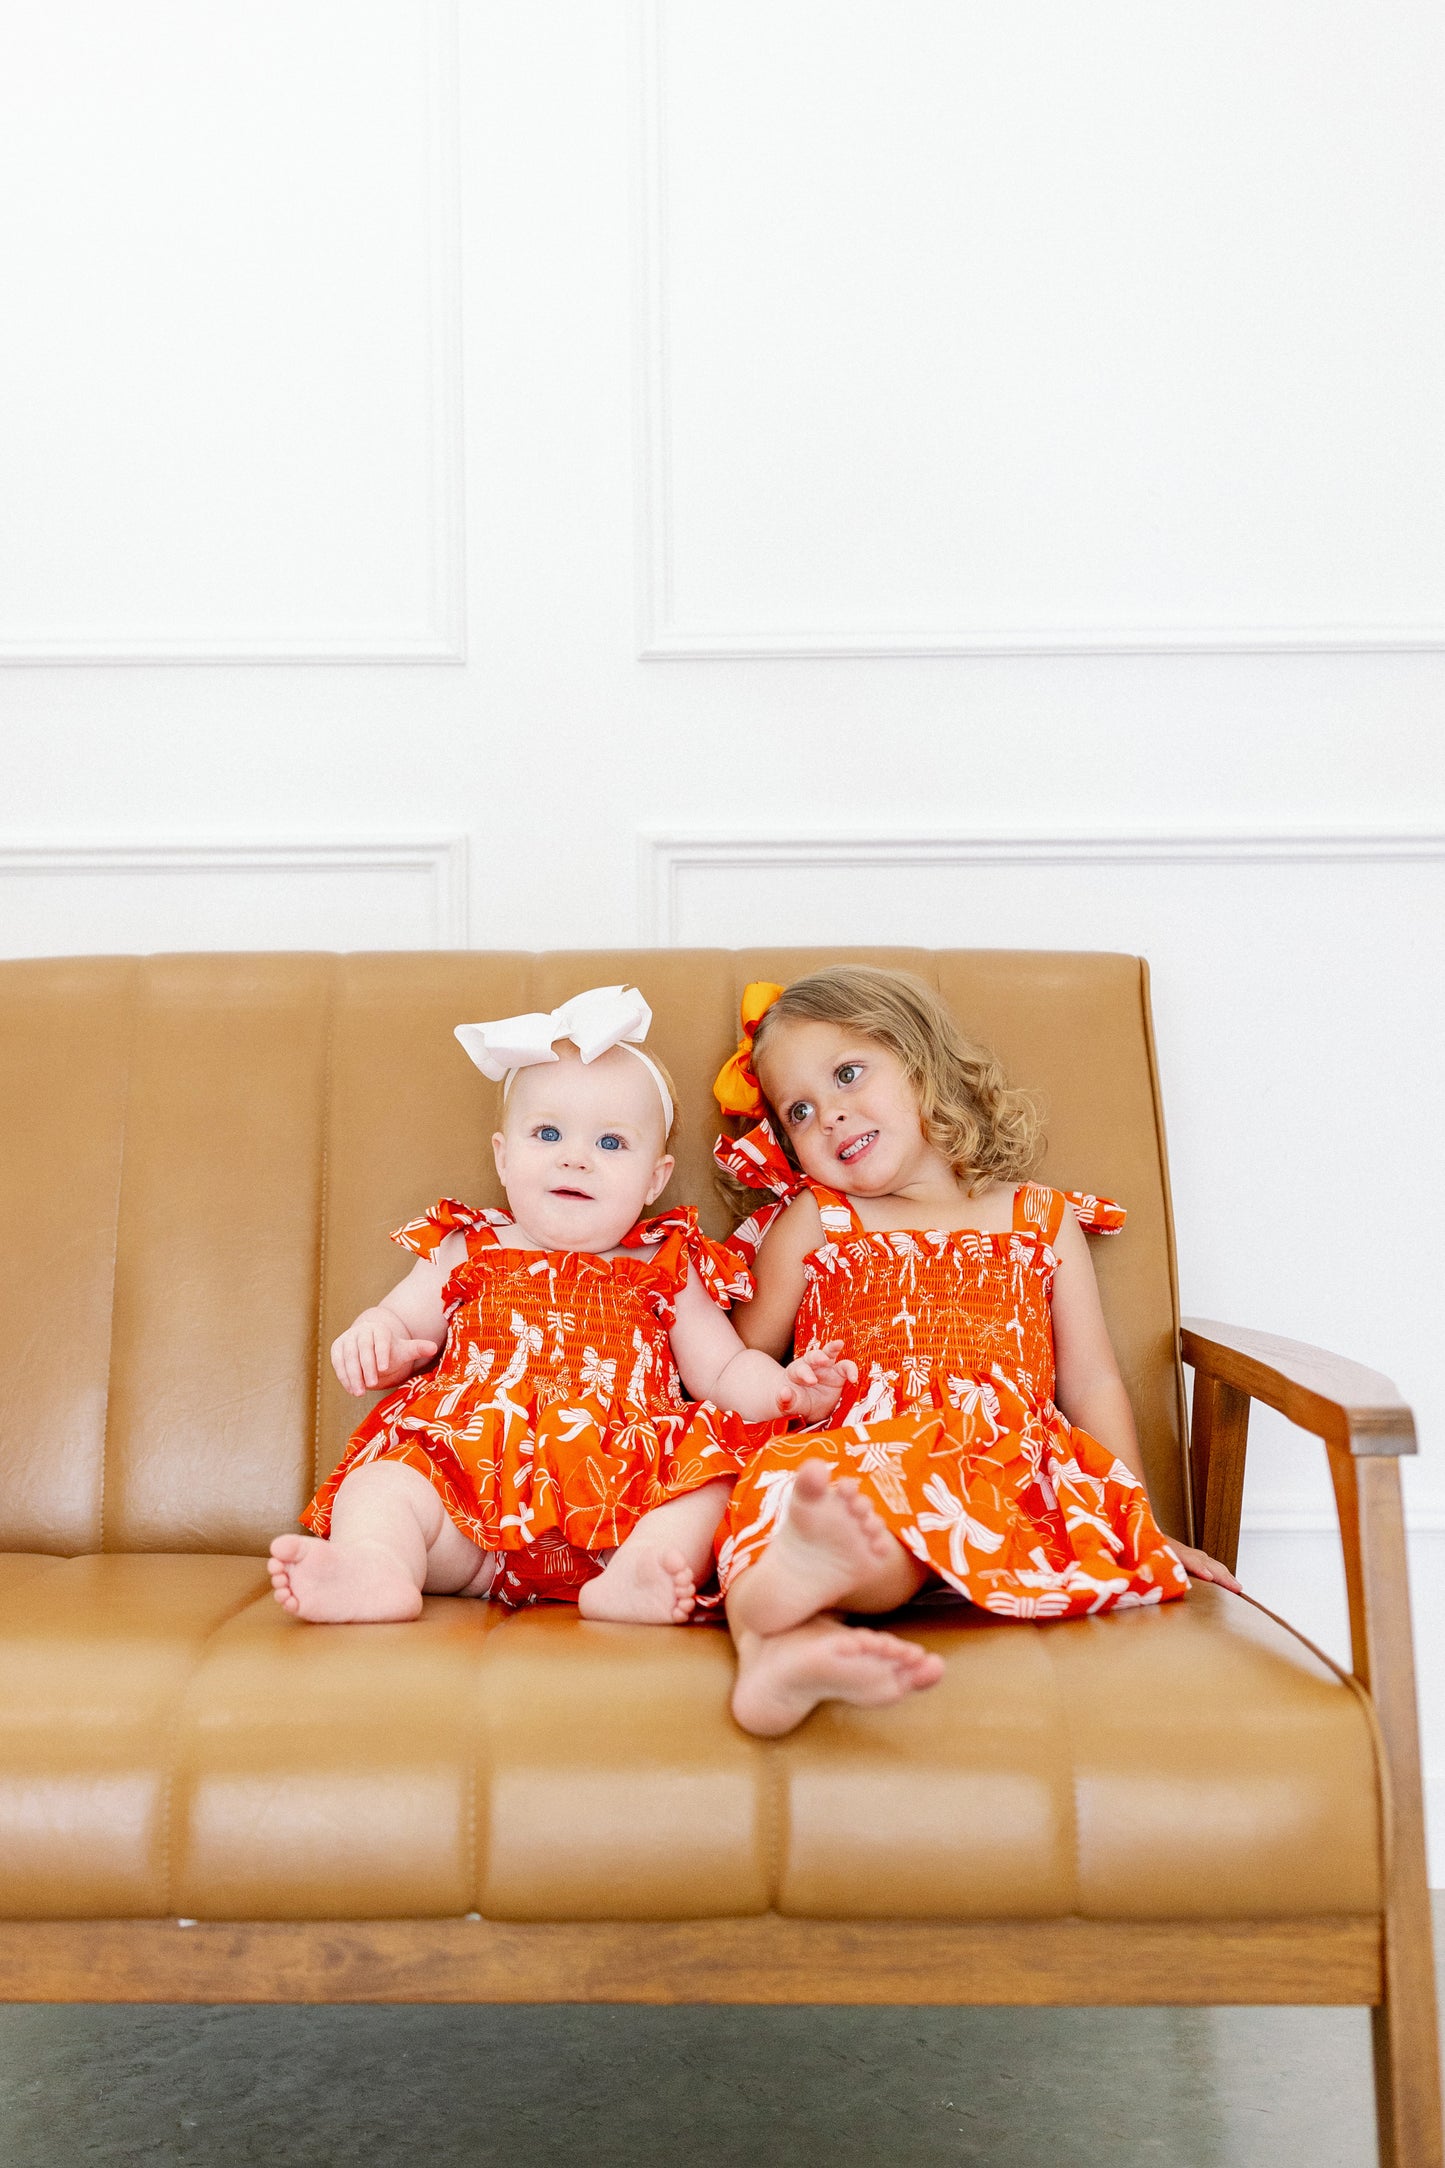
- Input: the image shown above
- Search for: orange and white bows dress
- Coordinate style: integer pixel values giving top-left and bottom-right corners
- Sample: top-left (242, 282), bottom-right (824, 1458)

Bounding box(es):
top-left (714, 1122), bottom-right (1188, 1617)
top-left (303, 1201), bottom-right (771, 1608)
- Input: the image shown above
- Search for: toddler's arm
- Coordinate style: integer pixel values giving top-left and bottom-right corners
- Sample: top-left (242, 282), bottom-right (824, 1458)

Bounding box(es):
top-left (1052, 1206), bottom-right (1241, 1590)
top-left (668, 1266), bottom-right (853, 1424)
top-left (730, 1194), bottom-right (820, 1357)
top-left (330, 1234), bottom-right (460, 1398)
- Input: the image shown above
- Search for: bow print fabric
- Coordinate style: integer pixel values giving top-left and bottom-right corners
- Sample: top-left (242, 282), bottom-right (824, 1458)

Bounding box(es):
top-left (302, 1198), bottom-right (777, 1606)
top-left (715, 1177), bottom-right (1184, 1618)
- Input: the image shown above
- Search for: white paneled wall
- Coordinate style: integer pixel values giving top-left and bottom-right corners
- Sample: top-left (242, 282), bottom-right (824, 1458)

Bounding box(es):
top-left (3, 4), bottom-right (1445, 1857)
top-left (0, 841), bottom-right (468, 953)
top-left (641, 0), bottom-right (1445, 655)
top-left (0, 0), bottom-right (463, 660)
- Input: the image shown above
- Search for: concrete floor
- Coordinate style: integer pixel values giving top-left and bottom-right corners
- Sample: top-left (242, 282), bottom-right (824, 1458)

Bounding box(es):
top-left (2, 1925), bottom-right (1438, 2168)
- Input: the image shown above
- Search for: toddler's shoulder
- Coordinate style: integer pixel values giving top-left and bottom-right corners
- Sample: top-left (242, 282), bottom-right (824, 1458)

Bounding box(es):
top-left (765, 1188), bottom-right (826, 1250)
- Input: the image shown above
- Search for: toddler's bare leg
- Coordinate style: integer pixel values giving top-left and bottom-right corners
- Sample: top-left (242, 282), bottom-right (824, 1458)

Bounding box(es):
top-left (268, 1461), bottom-right (495, 1622)
top-left (578, 1480), bottom-right (732, 1625)
top-left (726, 1461), bottom-right (929, 1639)
top-left (729, 1617), bottom-right (945, 1737)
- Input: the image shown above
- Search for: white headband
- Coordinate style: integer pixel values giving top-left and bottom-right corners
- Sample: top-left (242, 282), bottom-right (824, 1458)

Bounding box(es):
top-left (454, 984), bottom-right (674, 1132)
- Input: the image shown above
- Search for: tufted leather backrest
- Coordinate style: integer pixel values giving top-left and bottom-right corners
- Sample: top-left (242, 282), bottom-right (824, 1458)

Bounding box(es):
top-left (0, 949), bottom-right (1188, 1552)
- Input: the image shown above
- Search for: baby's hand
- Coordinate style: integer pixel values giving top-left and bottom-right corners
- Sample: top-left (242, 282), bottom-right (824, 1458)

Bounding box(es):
top-left (1169, 1540), bottom-right (1243, 1593)
top-left (332, 1311), bottom-right (439, 1397)
top-left (775, 1340), bottom-right (857, 1424)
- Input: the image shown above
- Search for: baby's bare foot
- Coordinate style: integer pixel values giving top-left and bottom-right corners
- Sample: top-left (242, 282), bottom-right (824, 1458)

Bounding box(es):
top-left (738, 1463), bottom-right (899, 1636)
top-left (578, 1545), bottom-right (696, 1625)
top-left (731, 1619), bottom-right (945, 1737)
top-left (267, 1532), bottom-right (423, 1623)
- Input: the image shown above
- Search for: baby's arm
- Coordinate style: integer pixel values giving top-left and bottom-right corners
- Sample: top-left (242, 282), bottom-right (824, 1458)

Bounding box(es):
top-left (669, 1265), bottom-right (852, 1425)
top-left (1051, 1207), bottom-right (1240, 1589)
top-left (330, 1231), bottom-right (461, 1397)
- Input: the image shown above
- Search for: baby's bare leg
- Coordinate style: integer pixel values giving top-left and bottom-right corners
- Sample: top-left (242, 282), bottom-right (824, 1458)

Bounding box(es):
top-left (578, 1479), bottom-right (732, 1625)
top-left (726, 1461), bottom-right (929, 1639)
top-left (268, 1461), bottom-right (495, 1623)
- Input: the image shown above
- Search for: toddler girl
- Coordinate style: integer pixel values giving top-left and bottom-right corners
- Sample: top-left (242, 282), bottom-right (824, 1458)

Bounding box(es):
top-left (269, 985), bottom-right (850, 1629)
top-left (711, 967), bottom-right (1239, 1736)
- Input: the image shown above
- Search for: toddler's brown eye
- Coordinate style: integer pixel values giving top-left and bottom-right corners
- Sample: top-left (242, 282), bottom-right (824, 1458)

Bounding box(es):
top-left (788, 1101), bottom-right (813, 1126)
top-left (836, 1064), bottom-right (860, 1085)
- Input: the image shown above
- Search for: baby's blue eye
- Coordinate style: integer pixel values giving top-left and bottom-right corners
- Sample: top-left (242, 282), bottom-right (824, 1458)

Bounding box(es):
top-left (836, 1063), bottom-right (861, 1085)
top-left (537, 1123), bottom-right (561, 1143)
top-left (599, 1133), bottom-right (625, 1152)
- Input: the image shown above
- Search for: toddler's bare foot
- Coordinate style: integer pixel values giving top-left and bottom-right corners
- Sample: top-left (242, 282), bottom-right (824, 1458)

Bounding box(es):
top-left (267, 1532), bottom-right (423, 1623)
top-left (578, 1545), bottom-right (696, 1625)
top-left (737, 1462), bottom-right (899, 1636)
top-left (731, 1618), bottom-right (945, 1737)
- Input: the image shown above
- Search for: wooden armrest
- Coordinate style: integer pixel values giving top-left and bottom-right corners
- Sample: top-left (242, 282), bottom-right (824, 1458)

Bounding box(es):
top-left (1182, 1317), bottom-right (1439, 2142)
top-left (1181, 1317), bottom-right (1416, 1457)
top-left (1179, 1309), bottom-right (1420, 1724)
top-left (1178, 1315), bottom-right (1416, 1577)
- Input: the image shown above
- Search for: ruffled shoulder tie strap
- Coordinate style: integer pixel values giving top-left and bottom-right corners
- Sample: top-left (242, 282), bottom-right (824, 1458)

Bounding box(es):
top-left (714, 1119), bottom-right (869, 1259)
top-left (713, 1115), bottom-right (806, 1203)
top-left (810, 1185), bottom-right (866, 1239)
top-left (390, 1197), bottom-right (510, 1259)
top-left (1011, 1185), bottom-right (1127, 1241)
top-left (713, 1115), bottom-right (809, 1266)
top-left (1063, 1190), bottom-right (1127, 1233)
top-left (622, 1205), bottom-right (754, 1310)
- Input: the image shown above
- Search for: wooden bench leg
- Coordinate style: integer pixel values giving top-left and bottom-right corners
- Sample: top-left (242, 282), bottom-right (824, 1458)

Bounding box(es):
top-left (1371, 1843), bottom-right (1443, 2168)
top-left (1372, 1906), bottom-right (1443, 2167)
top-left (1329, 1451), bottom-right (1444, 2167)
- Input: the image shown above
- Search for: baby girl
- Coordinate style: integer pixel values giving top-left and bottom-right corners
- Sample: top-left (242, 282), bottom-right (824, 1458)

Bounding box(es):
top-left (268, 985), bottom-right (851, 1627)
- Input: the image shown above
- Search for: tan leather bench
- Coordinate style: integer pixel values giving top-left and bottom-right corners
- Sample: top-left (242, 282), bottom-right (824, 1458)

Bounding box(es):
top-left (0, 948), bottom-right (1438, 2165)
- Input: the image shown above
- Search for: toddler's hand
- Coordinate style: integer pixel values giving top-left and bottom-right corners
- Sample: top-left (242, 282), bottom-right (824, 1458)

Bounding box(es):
top-left (775, 1340), bottom-right (857, 1424)
top-left (1169, 1540), bottom-right (1242, 1593)
top-left (332, 1314), bottom-right (439, 1397)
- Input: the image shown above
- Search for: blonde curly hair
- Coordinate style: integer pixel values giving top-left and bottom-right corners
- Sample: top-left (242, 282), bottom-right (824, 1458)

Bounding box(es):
top-left (745, 964), bottom-right (1042, 1197)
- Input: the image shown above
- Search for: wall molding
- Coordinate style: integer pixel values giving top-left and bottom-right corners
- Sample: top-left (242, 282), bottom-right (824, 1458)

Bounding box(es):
top-left (0, 838), bottom-right (471, 947)
top-left (640, 826), bottom-right (1445, 943)
top-left (1242, 1505), bottom-right (1445, 1537)
top-left (632, 0), bottom-right (1445, 660)
top-left (0, 0), bottom-right (466, 668)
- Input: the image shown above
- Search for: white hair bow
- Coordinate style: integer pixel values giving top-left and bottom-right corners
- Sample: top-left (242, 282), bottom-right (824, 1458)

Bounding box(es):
top-left (454, 984), bottom-right (672, 1128)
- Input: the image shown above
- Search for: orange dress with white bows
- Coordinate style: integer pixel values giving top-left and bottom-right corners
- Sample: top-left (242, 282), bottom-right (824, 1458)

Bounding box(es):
top-left (715, 1125), bottom-right (1188, 1616)
top-left (303, 1201), bottom-right (771, 1607)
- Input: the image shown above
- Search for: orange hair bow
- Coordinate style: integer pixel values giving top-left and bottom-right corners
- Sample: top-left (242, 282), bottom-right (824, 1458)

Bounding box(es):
top-left (712, 981), bottom-right (785, 1118)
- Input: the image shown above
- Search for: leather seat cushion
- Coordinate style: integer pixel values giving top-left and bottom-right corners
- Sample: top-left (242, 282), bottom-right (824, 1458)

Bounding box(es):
top-left (0, 1560), bottom-right (1380, 1923)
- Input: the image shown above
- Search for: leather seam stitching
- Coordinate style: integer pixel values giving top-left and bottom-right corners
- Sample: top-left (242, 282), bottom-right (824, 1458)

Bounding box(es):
top-left (764, 1733), bottom-right (783, 1913)
top-left (1040, 1624), bottom-right (1083, 1919)
top-left (469, 1601), bottom-right (505, 1915)
top-left (310, 962), bottom-right (337, 1500)
top-left (97, 959), bottom-right (142, 1553)
top-left (160, 1577), bottom-right (273, 1919)
top-left (466, 1631), bottom-right (480, 1913)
